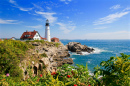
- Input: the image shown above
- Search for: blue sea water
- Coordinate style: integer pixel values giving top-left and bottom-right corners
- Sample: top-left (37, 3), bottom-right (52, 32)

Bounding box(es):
top-left (61, 40), bottom-right (130, 73)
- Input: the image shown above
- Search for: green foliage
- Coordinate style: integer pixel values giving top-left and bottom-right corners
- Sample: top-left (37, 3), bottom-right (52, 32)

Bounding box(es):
top-left (55, 43), bottom-right (60, 47)
top-left (40, 53), bottom-right (47, 57)
top-left (0, 40), bottom-right (33, 80)
top-left (57, 64), bottom-right (97, 85)
top-left (26, 40), bottom-right (45, 43)
top-left (94, 53), bottom-right (130, 86)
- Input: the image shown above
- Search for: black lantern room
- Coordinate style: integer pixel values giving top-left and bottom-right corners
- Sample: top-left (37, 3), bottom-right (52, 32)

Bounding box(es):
top-left (46, 19), bottom-right (49, 26)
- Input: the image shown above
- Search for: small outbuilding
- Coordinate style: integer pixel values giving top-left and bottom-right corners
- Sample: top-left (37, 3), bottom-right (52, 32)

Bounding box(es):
top-left (10, 37), bottom-right (16, 40)
top-left (41, 37), bottom-right (47, 40)
top-left (51, 37), bottom-right (59, 42)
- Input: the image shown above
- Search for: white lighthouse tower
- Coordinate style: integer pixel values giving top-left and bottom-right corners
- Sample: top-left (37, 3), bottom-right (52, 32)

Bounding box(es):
top-left (45, 19), bottom-right (51, 42)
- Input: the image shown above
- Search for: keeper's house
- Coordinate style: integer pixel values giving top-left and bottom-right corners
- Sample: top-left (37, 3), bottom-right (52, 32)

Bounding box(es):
top-left (20, 30), bottom-right (42, 40)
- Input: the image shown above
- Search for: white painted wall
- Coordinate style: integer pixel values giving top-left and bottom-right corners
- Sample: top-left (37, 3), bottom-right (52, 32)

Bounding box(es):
top-left (45, 26), bottom-right (51, 42)
top-left (33, 33), bottom-right (41, 40)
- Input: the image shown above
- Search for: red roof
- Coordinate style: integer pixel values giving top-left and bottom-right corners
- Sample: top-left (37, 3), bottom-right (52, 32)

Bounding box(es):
top-left (20, 30), bottom-right (37, 39)
top-left (41, 37), bottom-right (46, 40)
top-left (51, 37), bottom-right (59, 40)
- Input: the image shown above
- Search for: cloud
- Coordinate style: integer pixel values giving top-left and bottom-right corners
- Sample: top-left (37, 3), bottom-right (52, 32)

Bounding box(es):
top-left (94, 27), bottom-right (107, 29)
top-left (35, 11), bottom-right (57, 23)
top-left (46, 6), bottom-right (51, 10)
top-left (93, 11), bottom-right (129, 25)
top-left (85, 31), bottom-right (130, 39)
top-left (18, 7), bottom-right (33, 11)
top-left (0, 19), bottom-right (19, 24)
top-left (60, 0), bottom-right (72, 4)
top-left (123, 7), bottom-right (130, 11)
top-left (32, 3), bottom-right (44, 11)
top-left (26, 25), bottom-right (43, 29)
top-left (110, 5), bottom-right (121, 10)
top-left (57, 22), bottom-right (76, 33)
top-left (9, 0), bottom-right (33, 11)
top-left (9, 0), bottom-right (17, 5)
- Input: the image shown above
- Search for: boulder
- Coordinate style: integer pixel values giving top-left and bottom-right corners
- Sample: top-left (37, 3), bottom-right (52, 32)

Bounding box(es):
top-left (63, 58), bottom-right (73, 64)
top-left (67, 42), bottom-right (94, 53)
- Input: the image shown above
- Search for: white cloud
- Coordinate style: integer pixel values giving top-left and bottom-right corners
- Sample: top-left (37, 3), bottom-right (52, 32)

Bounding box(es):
top-left (85, 31), bottom-right (130, 39)
top-left (60, 0), bottom-right (72, 4)
top-left (94, 27), bottom-right (107, 29)
top-left (110, 5), bottom-right (121, 10)
top-left (26, 25), bottom-right (43, 29)
top-left (57, 22), bottom-right (76, 33)
top-left (35, 11), bottom-right (57, 23)
top-left (32, 3), bottom-right (44, 11)
top-left (123, 7), bottom-right (130, 11)
top-left (0, 19), bottom-right (19, 24)
top-left (9, 0), bottom-right (33, 11)
top-left (18, 7), bottom-right (32, 11)
top-left (46, 6), bottom-right (51, 10)
top-left (94, 11), bottom-right (129, 25)
top-left (9, 0), bottom-right (17, 5)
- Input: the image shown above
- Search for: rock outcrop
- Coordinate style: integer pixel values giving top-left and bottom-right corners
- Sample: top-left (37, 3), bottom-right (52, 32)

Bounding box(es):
top-left (20, 41), bottom-right (73, 80)
top-left (67, 42), bottom-right (94, 54)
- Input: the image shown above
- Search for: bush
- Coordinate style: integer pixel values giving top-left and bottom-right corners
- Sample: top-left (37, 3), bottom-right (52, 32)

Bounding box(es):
top-left (55, 43), bottom-right (60, 47)
top-left (26, 40), bottom-right (45, 44)
top-left (94, 53), bottom-right (130, 86)
top-left (40, 53), bottom-right (47, 57)
top-left (0, 40), bottom-right (33, 80)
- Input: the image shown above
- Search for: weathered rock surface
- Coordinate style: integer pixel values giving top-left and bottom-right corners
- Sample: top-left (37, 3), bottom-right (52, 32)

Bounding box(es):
top-left (67, 42), bottom-right (94, 54)
top-left (20, 41), bottom-right (73, 80)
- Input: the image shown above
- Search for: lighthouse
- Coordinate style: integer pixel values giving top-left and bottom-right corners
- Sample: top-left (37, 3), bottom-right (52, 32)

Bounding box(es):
top-left (45, 19), bottom-right (51, 42)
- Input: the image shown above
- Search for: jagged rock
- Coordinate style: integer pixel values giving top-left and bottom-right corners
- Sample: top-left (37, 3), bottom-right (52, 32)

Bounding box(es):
top-left (53, 58), bottom-right (63, 61)
top-left (63, 58), bottom-right (73, 64)
top-left (32, 42), bottom-right (41, 46)
top-left (76, 50), bottom-right (83, 55)
top-left (52, 62), bottom-right (57, 67)
top-left (57, 61), bottom-right (63, 67)
top-left (67, 42), bottom-right (94, 54)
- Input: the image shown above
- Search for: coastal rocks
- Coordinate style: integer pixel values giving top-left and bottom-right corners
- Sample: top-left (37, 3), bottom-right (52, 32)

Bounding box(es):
top-left (20, 41), bottom-right (73, 80)
top-left (67, 42), bottom-right (94, 54)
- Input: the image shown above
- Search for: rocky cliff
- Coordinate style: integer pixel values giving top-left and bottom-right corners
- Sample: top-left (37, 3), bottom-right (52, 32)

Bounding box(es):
top-left (67, 42), bottom-right (95, 55)
top-left (20, 41), bottom-right (73, 80)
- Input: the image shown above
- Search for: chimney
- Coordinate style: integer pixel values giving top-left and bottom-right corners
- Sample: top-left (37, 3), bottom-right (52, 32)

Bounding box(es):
top-left (26, 30), bottom-right (28, 32)
top-left (34, 30), bottom-right (35, 32)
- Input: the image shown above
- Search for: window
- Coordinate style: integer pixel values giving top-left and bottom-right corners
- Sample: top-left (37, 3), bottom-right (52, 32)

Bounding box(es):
top-left (25, 35), bottom-right (30, 37)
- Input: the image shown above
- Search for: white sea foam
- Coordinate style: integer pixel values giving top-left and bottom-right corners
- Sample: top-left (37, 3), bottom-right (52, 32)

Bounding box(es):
top-left (87, 61), bottom-right (91, 63)
top-left (70, 47), bottom-right (113, 55)
top-left (71, 58), bottom-right (75, 60)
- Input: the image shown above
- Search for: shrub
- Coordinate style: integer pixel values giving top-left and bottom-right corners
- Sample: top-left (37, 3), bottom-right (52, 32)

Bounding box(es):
top-left (94, 53), bottom-right (130, 86)
top-left (40, 53), bottom-right (47, 57)
top-left (55, 43), bottom-right (60, 47)
top-left (0, 40), bottom-right (33, 80)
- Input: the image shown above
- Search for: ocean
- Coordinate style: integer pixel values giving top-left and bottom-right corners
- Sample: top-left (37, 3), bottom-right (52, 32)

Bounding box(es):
top-left (61, 40), bottom-right (130, 73)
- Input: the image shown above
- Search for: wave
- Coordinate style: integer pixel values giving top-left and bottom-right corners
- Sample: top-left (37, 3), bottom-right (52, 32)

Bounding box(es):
top-left (70, 47), bottom-right (113, 55)
top-left (71, 58), bottom-right (75, 60)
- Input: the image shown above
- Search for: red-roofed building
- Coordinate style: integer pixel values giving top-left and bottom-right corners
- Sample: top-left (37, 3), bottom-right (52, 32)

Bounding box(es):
top-left (20, 30), bottom-right (41, 40)
top-left (41, 37), bottom-right (47, 40)
top-left (51, 37), bottom-right (59, 42)
top-left (10, 37), bottom-right (16, 40)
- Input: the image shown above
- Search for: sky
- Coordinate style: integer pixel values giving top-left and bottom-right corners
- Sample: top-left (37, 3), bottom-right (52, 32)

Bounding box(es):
top-left (0, 0), bottom-right (130, 39)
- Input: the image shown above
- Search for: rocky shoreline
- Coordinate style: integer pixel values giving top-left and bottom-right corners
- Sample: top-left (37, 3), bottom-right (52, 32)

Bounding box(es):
top-left (20, 41), bottom-right (94, 80)
top-left (66, 42), bottom-right (95, 55)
